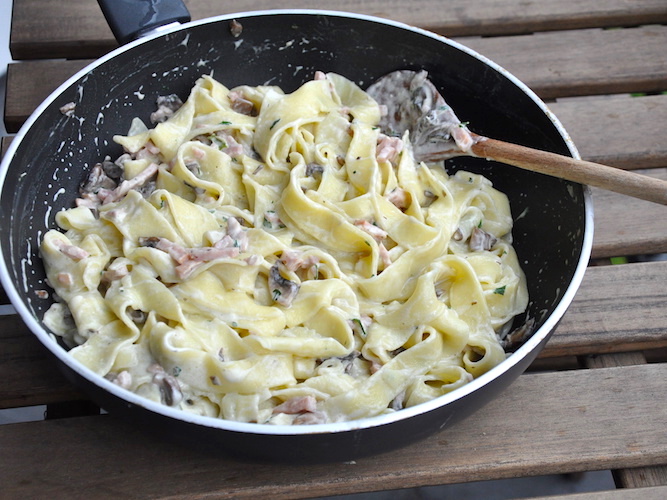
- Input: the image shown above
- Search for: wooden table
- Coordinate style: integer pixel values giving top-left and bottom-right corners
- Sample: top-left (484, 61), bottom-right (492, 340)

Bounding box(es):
top-left (2, 1), bottom-right (667, 498)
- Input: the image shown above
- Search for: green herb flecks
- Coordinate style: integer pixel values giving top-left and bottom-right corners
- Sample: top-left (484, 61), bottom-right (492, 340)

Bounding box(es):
top-left (210, 135), bottom-right (227, 150)
top-left (352, 318), bottom-right (367, 338)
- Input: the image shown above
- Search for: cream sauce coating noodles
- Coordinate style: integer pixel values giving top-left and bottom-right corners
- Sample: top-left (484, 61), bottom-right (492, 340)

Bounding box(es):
top-left (40, 73), bottom-right (528, 424)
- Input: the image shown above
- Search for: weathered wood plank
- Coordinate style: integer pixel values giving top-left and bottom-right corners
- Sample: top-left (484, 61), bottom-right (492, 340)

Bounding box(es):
top-left (2, 364), bottom-right (666, 499)
top-left (583, 352), bottom-right (667, 490)
top-left (4, 59), bottom-right (89, 133)
top-left (0, 315), bottom-right (84, 409)
top-left (3, 260), bottom-right (666, 409)
top-left (615, 466), bottom-right (667, 489)
top-left (459, 25), bottom-right (667, 99)
top-left (0, 136), bottom-right (13, 159)
top-left (541, 261), bottom-right (667, 358)
top-left (10, 0), bottom-right (667, 60)
top-left (551, 94), bottom-right (667, 171)
top-left (589, 168), bottom-right (667, 259)
top-left (528, 486), bottom-right (667, 500)
top-left (6, 49), bottom-right (667, 157)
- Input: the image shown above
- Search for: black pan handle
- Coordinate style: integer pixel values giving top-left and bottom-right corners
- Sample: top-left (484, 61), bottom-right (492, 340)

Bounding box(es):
top-left (97, 0), bottom-right (191, 45)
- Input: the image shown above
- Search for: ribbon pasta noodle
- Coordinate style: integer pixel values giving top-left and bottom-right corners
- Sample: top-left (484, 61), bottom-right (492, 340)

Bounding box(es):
top-left (41, 72), bottom-right (528, 424)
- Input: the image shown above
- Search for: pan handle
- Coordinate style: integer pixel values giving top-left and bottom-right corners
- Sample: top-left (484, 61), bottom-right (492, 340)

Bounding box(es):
top-left (97, 0), bottom-right (191, 45)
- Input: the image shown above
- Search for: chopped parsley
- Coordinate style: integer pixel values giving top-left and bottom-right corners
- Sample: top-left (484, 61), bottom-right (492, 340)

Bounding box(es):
top-left (270, 118), bottom-right (281, 130)
top-left (210, 135), bottom-right (227, 150)
top-left (493, 286), bottom-right (507, 295)
top-left (272, 289), bottom-right (282, 301)
top-left (352, 318), bottom-right (367, 337)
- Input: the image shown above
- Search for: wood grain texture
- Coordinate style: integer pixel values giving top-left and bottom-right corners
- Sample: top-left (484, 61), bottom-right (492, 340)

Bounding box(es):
top-left (4, 59), bottom-right (89, 132)
top-left (535, 486), bottom-right (667, 500)
top-left (551, 94), bottom-right (667, 171)
top-left (469, 137), bottom-right (667, 205)
top-left (583, 353), bottom-right (667, 489)
top-left (0, 315), bottom-right (84, 409)
top-left (6, 26), bottom-right (667, 132)
top-left (458, 25), bottom-right (667, 99)
top-left (589, 169), bottom-right (667, 259)
top-left (541, 261), bottom-right (667, 358)
top-left (1, 363), bottom-right (666, 498)
top-left (10, 0), bottom-right (667, 59)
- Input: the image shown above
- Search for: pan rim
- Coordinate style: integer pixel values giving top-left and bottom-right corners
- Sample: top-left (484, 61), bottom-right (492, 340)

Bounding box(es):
top-left (0, 8), bottom-right (594, 437)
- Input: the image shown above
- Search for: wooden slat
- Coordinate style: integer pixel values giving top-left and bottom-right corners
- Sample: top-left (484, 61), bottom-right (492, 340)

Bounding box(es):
top-left (584, 352), bottom-right (667, 490)
top-left (3, 259), bottom-right (666, 410)
top-left (527, 485), bottom-right (667, 500)
top-left (1, 363), bottom-right (666, 498)
top-left (541, 261), bottom-right (667, 358)
top-left (10, 0), bottom-right (667, 60)
top-left (551, 94), bottom-right (667, 171)
top-left (6, 26), bottom-right (667, 132)
top-left (0, 315), bottom-right (83, 409)
top-left (590, 169), bottom-right (667, 259)
top-left (459, 25), bottom-right (667, 100)
top-left (0, 136), bottom-right (13, 159)
top-left (4, 59), bottom-right (89, 133)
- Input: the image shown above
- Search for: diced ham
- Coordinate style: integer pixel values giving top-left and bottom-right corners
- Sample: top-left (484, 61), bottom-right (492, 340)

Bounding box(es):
top-left (378, 242), bottom-right (392, 268)
top-left (224, 217), bottom-right (248, 252)
top-left (57, 272), bottom-right (74, 286)
top-left (51, 238), bottom-right (89, 261)
top-left (100, 163), bottom-right (159, 204)
top-left (220, 131), bottom-right (247, 158)
top-left (138, 224), bottom-right (245, 279)
top-left (354, 220), bottom-right (387, 242)
top-left (280, 249), bottom-right (319, 273)
top-left (386, 187), bottom-right (410, 210)
top-left (272, 395), bottom-right (318, 415)
top-left (376, 134), bottom-right (404, 164)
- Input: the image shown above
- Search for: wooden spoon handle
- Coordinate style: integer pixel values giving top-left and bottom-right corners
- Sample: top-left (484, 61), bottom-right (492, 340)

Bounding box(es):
top-left (470, 137), bottom-right (667, 205)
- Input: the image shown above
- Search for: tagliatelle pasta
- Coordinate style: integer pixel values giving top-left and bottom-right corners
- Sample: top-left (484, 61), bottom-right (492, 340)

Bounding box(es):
top-left (40, 72), bottom-right (528, 424)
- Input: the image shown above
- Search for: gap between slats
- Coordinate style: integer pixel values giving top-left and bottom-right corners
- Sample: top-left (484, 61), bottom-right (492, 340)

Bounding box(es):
top-left (9, 0), bottom-right (667, 59)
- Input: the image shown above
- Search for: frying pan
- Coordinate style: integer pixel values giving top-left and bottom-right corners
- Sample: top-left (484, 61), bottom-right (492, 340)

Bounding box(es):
top-left (0, 3), bottom-right (593, 462)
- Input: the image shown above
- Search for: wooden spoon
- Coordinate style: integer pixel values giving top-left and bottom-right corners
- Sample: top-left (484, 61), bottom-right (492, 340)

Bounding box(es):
top-left (367, 70), bottom-right (667, 205)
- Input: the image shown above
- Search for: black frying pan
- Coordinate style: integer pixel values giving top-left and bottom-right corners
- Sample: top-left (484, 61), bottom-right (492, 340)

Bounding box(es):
top-left (0, 3), bottom-right (592, 462)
